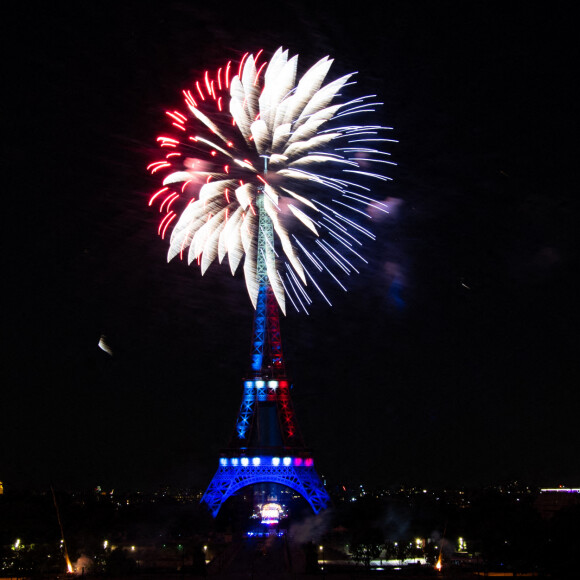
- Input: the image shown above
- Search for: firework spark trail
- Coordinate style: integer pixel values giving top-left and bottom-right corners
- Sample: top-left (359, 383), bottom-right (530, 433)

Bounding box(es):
top-left (148, 47), bottom-right (395, 313)
top-left (51, 486), bottom-right (74, 574)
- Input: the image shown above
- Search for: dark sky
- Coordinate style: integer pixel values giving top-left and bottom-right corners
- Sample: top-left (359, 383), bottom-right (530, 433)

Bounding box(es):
top-left (4, 1), bottom-right (578, 492)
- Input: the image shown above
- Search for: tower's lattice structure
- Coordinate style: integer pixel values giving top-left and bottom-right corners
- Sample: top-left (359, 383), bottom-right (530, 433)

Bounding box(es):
top-left (201, 189), bottom-right (331, 517)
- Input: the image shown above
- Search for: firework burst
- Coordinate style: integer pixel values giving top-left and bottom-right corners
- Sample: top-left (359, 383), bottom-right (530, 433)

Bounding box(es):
top-left (148, 47), bottom-right (395, 313)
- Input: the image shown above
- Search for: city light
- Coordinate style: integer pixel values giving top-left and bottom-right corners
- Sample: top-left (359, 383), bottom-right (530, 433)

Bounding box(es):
top-left (260, 502), bottom-right (283, 525)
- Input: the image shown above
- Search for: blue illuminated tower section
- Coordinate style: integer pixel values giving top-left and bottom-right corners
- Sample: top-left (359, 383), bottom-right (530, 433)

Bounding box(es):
top-left (201, 184), bottom-right (331, 518)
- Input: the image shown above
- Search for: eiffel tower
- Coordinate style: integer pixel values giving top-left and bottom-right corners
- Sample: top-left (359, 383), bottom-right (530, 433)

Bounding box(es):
top-left (201, 191), bottom-right (331, 518)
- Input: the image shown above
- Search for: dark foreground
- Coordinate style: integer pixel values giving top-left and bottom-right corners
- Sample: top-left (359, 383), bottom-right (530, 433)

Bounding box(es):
top-left (41, 534), bottom-right (562, 580)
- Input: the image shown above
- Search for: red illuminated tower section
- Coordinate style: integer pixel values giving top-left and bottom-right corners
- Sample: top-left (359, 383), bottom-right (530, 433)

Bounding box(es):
top-left (200, 193), bottom-right (331, 517)
top-left (235, 288), bottom-right (301, 449)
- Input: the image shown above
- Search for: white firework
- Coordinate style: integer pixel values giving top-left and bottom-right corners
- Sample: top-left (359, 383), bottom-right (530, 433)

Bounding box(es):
top-left (148, 47), bottom-right (395, 314)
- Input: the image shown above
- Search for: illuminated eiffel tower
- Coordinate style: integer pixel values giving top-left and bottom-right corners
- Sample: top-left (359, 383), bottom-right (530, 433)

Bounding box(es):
top-left (201, 191), bottom-right (331, 517)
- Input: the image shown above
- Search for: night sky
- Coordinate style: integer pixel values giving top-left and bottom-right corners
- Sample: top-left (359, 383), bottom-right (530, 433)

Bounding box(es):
top-left (4, 1), bottom-right (578, 492)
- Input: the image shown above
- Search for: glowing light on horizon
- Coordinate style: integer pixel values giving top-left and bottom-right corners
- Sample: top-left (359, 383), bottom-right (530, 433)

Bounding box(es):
top-left (261, 502), bottom-right (283, 525)
top-left (149, 47), bottom-right (395, 312)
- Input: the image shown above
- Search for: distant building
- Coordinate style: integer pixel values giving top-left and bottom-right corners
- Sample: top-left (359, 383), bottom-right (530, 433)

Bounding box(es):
top-left (535, 488), bottom-right (580, 518)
